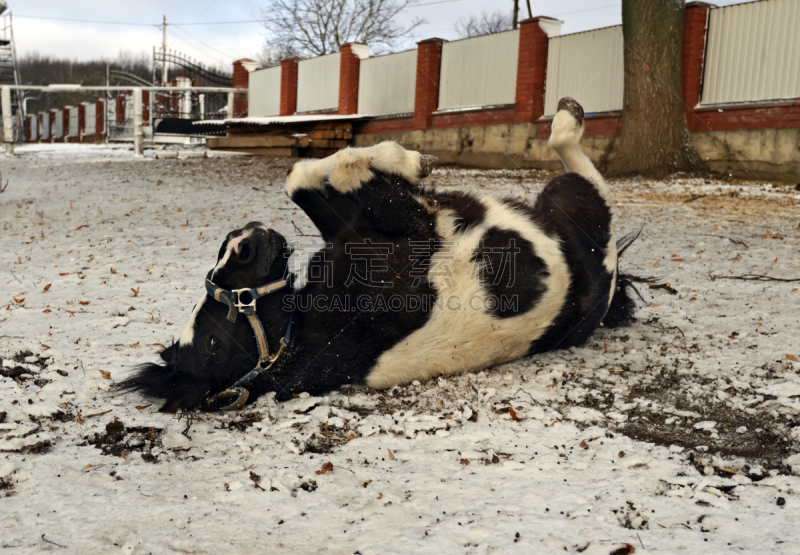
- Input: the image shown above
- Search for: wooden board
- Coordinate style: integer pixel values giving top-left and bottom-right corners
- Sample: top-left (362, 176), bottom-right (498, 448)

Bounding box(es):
top-left (308, 129), bottom-right (353, 140)
top-left (209, 146), bottom-right (297, 157)
top-left (308, 138), bottom-right (349, 149)
top-left (208, 135), bottom-right (299, 149)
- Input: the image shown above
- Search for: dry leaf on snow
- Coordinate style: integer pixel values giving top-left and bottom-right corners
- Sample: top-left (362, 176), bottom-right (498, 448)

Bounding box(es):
top-left (315, 462), bottom-right (334, 475)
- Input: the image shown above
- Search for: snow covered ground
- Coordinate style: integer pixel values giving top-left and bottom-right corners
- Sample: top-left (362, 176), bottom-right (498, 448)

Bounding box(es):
top-left (1, 144), bottom-right (799, 554)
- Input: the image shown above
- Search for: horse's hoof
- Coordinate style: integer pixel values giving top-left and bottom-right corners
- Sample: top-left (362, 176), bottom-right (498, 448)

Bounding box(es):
top-left (556, 97), bottom-right (584, 126)
top-left (419, 154), bottom-right (438, 179)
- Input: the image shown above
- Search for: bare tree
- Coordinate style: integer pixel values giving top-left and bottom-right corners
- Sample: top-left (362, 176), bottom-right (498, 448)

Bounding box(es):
top-left (255, 43), bottom-right (299, 68)
top-left (454, 11), bottom-right (513, 39)
top-left (259, 0), bottom-right (425, 57)
top-left (606, 0), bottom-right (703, 176)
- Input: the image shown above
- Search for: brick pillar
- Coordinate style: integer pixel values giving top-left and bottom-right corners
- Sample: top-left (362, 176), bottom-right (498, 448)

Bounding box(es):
top-left (232, 58), bottom-right (258, 118)
top-left (78, 103), bottom-right (86, 142)
top-left (116, 95), bottom-right (125, 124)
top-left (413, 38), bottom-right (446, 131)
top-left (62, 108), bottom-right (70, 142)
top-left (683, 2), bottom-right (715, 132)
top-left (23, 115), bottom-right (30, 142)
top-left (338, 43), bottom-right (369, 114)
top-left (142, 91), bottom-right (150, 123)
top-left (514, 17), bottom-right (561, 123)
top-left (96, 99), bottom-right (105, 140)
top-left (280, 57), bottom-right (300, 116)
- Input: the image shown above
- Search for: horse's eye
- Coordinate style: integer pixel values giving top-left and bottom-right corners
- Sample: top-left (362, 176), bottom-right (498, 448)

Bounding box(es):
top-left (210, 336), bottom-right (219, 352)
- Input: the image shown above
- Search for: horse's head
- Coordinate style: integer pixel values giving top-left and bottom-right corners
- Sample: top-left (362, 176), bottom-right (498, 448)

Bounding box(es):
top-left (119, 222), bottom-right (291, 412)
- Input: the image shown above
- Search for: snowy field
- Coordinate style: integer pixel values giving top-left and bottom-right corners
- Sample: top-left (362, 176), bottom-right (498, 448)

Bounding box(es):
top-left (1, 143), bottom-right (800, 554)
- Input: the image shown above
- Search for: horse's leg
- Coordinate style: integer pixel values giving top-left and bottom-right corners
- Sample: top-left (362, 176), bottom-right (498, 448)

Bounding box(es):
top-left (547, 97), bottom-right (617, 275)
top-left (286, 142), bottom-right (436, 241)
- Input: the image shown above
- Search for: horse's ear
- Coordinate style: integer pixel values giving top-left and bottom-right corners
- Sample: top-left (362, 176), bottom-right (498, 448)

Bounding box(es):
top-left (160, 342), bottom-right (178, 363)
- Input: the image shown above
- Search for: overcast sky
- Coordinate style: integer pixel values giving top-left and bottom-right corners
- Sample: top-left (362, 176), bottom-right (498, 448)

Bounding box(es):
top-left (12, 0), bottom-right (743, 69)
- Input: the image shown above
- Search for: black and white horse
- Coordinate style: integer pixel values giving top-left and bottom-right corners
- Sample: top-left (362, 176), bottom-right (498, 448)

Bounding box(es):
top-left (120, 98), bottom-right (635, 412)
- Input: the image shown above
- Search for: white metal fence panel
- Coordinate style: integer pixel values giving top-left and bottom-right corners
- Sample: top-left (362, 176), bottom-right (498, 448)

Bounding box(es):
top-left (702, 0), bottom-right (800, 105)
top-left (85, 103), bottom-right (96, 136)
top-left (438, 30), bottom-right (519, 110)
top-left (28, 115), bottom-right (37, 141)
top-left (40, 113), bottom-right (49, 140)
top-left (358, 50), bottom-right (416, 116)
top-left (297, 53), bottom-right (340, 113)
top-left (544, 25), bottom-right (624, 116)
top-left (53, 111), bottom-right (63, 139)
top-left (249, 66), bottom-right (282, 117)
top-left (68, 106), bottom-right (79, 137)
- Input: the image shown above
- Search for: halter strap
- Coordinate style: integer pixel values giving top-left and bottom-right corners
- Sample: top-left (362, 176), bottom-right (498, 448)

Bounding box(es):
top-left (203, 269), bottom-right (293, 410)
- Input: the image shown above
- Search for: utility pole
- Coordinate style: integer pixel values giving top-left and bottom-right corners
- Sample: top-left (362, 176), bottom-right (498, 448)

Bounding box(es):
top-left (162, 15), bottom-right (168, 85)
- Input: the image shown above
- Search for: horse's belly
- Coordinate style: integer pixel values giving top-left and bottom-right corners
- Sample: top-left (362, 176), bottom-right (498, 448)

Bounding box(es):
top-left (366, 204), bottom-right (570, 389)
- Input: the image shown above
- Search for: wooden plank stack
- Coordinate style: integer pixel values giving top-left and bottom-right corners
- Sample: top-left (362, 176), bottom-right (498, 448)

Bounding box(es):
top-left (206, 121), bottom-right (354, 158)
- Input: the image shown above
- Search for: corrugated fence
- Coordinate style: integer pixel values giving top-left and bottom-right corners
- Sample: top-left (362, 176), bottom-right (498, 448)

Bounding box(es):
top-left (249, 65), bottom-right (281, 117)
top-left (702, 0), bottom-right (800, 105)
top-left (297, 53), bottom-right (340, 113)
top-left (53, 111), bottom-right (63, 139)
top-left (85, 103), bottom-right (96, 136)
top-left (438, 30), bottom-right (519, 110)
top-left (69, 107), bottom-right (79, 137)
top-left (40, 112), bottom-right (49, 140)
top-left (544, 25), bottom-right (624, 116)
top-left (358, 50), bottom-right (416, 116)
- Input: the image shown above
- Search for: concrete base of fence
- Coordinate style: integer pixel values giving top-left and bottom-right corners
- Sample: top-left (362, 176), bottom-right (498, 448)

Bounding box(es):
top-left (354, 125), bottom-right (800, 183)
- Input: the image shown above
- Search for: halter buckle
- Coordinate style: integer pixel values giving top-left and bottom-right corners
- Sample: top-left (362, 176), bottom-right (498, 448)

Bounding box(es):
top-left (231, 288), bottom-right (258, 314)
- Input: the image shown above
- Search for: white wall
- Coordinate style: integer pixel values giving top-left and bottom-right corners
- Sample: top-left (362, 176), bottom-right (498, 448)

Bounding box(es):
top-left (438, 30), bottom-right (519, 111)
top-left (358, 50), bottom-right (416, 116)
top-left (28, 115), bottom-right (37, 141)
top-left (544, 25), bottom-right (624, 116)
top-left (703, 0), bottom-right (800, 104)
top-left (85, 103), bottom-right (96, 136)
top-left (249, 65), bottom-right (282, 117)
top-left (297, 53), bottom-right (340, 113)
top-left (53, 111), bottom-right (63, 139)
top-left (40, 113), bottom-right (50, 140)
top-left (68, 106), bottom-right (79, 137)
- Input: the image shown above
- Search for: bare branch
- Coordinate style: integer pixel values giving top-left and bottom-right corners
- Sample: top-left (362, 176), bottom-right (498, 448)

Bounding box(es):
top-left (260, 0), bottom-right (426, 57)
top-left (454, 10), bottom-right (514, 39)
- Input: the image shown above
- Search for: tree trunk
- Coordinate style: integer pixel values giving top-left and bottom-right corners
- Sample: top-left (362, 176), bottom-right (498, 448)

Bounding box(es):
top-left (606, 0), bottom-right (704, 177)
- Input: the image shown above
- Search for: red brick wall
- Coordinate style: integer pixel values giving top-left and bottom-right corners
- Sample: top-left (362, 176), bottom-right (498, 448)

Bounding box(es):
top-left (356, 116), bottom-right (414, 135)
top-left (694, 103), bottom-right (800, 131)
top-left (280, 57), bottom-right (300, 116)
top-left (413, 38), bottom-right (446, 130)
top-left (432, 107), bottom-right (516, 129)
top-left (338, 44), bottom-right (362, 115)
